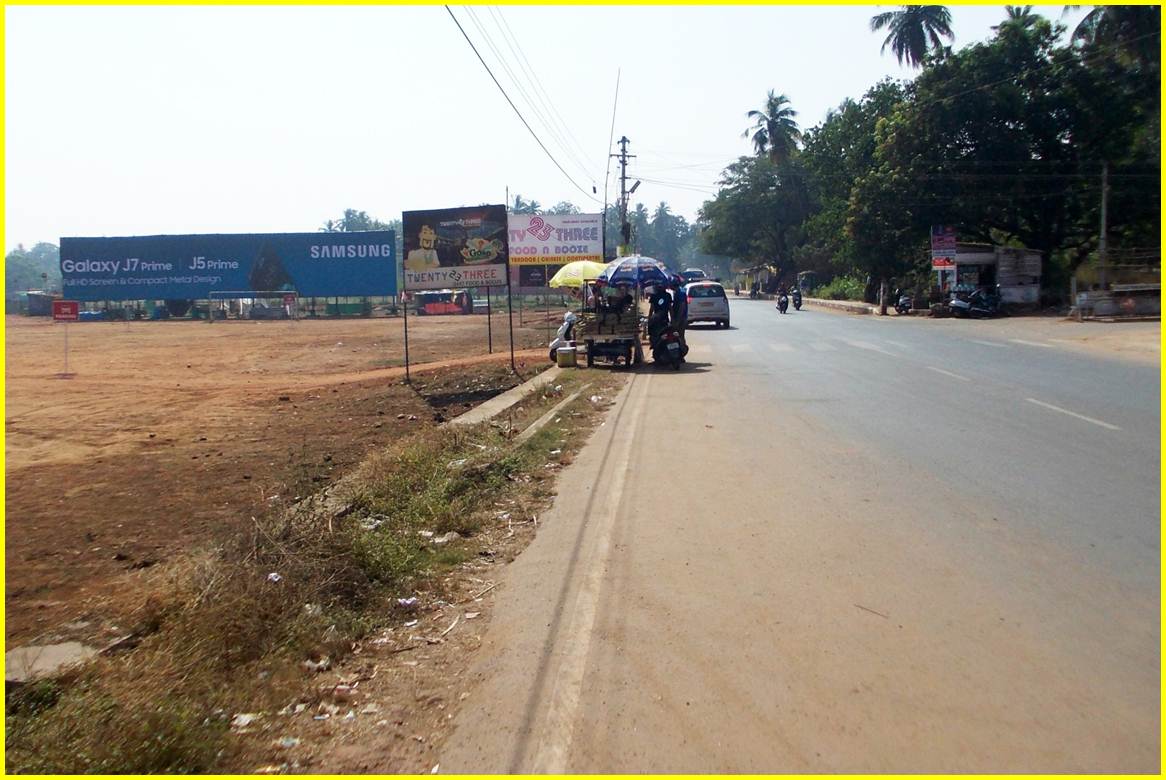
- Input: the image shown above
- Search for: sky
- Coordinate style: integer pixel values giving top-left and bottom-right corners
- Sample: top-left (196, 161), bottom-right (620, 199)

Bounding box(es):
top-left (4, 4), bottom-right (1089, 250)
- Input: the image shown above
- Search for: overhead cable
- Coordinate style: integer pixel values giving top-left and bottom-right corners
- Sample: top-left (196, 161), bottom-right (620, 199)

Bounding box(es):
top-left (444, 5), bottom-right (599, 203)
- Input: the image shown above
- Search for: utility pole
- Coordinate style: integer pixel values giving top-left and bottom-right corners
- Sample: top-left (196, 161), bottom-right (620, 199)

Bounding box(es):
top-left (1098, 161), bottom-right (1109, 290)
top-left (611, 135), bottom-right (635, 256)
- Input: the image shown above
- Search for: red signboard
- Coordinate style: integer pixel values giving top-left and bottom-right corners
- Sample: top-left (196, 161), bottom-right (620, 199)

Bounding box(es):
top-left (931, 255), bottom-right (955, 270)
top-left (52, 300), bottom-right (80, 321)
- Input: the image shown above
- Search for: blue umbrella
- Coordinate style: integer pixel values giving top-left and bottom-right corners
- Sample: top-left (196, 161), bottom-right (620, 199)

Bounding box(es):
top-left (598, 255), bottom-right (672, 288)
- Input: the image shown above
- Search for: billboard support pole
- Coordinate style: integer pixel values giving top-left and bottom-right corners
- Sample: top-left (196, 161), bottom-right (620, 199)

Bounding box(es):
top-left (544, 264), bottom-right (551, 343)
top-left (402, 293), bottom-right (411, 384)
top-left (486, 292), bottom-right (493, 354)
top-left (506, 278), bottom-right (516, 374)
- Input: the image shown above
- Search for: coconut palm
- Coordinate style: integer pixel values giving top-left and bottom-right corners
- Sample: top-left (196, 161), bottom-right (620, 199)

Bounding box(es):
top-left (870, 5), bottom-right (954, 68)
top-left (994, 5), bottom-right (1040, 32)
top-left (742, 90), bottom-right (802, 164)
top-left (1070, 5), bottom-right (1160, 66)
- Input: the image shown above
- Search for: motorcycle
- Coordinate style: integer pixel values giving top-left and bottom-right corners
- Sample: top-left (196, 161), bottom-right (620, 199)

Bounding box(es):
top-left (894, 292), bottom-right (913, 315)
top-left (650, 324), bottom-right (684, 369)
top-left (548, 311), bottom-right (577, 362)
top-left (646, 295), bottom-right (684, 369)
top-left (792, 289), bottom-right (802, 311)
top-left (950, 288), bottom-right (1003, 318)
top-left (776, 293), bottom-right (789, 314)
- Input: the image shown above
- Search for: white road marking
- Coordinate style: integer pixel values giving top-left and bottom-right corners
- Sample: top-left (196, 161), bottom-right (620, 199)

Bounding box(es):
top-left (1025, 397), bottom-right (1121, 430)
top-left (730, 343), bottom-right (754, 353)
top-left (809, 341), bottom-right (837, 352)
top-left (1010, 338), bottom-right (1055, 348)
top-left (885, 339), bottom-right (910, 349)
top-left (844, 339), bottom-right (895, 356)
top-left (970, 339), bottom-right (1009, 348)
top-left (528, 376), bottom-right (652, 773)
top-left (687, 344), bottom-right (712, 356)
top-left (926, 366), bottom-right (971, 382)
top-left (769, 342), bottom-right (794, 353)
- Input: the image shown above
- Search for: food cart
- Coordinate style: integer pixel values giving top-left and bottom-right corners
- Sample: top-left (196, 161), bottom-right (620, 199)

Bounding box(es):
top-left (574, 282), bottom-right (645, 367)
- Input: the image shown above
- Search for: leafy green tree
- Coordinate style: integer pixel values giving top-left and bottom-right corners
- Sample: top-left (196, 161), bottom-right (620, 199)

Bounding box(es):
top-left (742, 90), bottom-right (802, 164)
top-left (545, 201), bottom-right (581, 215)
top-left (870, 5), bottom-right (954, 68)
top-left (321, 208), bottom-right (393, 233)
top-left (795, 80), bottom-right (905, 280)
top-left (699, 155), bottom-right (810, 279)
top-left (6, 242), bottom-right (61, 296)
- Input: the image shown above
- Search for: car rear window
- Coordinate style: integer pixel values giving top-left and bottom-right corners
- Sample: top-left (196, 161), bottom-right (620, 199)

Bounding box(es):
top-left (687, 284), bottom-right (724, 298)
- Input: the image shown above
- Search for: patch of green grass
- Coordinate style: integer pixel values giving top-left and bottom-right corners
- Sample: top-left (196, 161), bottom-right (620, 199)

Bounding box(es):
top-left (7, 677), bottom-right (233, 774)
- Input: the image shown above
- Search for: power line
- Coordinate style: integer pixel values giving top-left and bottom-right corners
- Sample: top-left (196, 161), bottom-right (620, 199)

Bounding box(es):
top-left (461, 7), bottom-right (592, 191)
top-left (489, 7), bottom-right (601, 183)
top-left (464, 7), bottom-right (595, 189)
top-left (444, 5), bottom-right (599, 203)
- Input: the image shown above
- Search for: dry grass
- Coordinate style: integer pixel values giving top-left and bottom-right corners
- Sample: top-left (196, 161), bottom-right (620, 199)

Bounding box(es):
top-left (5, 369), bottom-right (616, 774)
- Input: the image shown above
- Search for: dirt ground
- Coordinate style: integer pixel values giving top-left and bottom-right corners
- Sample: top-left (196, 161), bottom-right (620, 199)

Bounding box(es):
top-left (4, 313), bottom-right (558, 646)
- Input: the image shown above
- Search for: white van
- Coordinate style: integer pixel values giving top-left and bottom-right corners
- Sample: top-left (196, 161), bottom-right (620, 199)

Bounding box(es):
top-left (683, 281), bottom-right (731, 328)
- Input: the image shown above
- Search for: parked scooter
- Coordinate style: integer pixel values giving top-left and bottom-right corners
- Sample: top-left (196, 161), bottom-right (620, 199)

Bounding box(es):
top-left (776, 293), bottom-right (789, 314)
top-left (894, 291), bottom-right (913, 315)
top-left (647, 289), bottom-right (685, 369)
top-left (950, 287), bottom-right (1003, 318)
top-left (649, 324), bottom-right (684, 369)
top-left (792, 288), bottom-right (802, 310)
top-left (548, 311), bottom-right (577, 362)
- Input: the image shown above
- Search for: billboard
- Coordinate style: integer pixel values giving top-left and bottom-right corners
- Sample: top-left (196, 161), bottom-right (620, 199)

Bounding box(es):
top-left (510, 263), bottom-right (565, 294)
top-left (930, 225), bottom-right (957, 253)
top-left (402, 205), bottom-right (509, 290)
top-left (508, 213), bottom-right (602, 265)
top-left (59, 232), bottom-right (397, 302)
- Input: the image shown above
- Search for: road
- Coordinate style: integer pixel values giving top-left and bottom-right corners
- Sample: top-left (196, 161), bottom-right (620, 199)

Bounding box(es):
top-left (439, 301), bottom-right (1160, 773)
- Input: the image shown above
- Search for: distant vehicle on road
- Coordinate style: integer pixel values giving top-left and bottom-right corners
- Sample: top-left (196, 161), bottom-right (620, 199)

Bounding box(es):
top-left (414, 289), bottom-right (473, 316)
top-left (684, 281), bottom-right (731, 328)
top-left (680, 268), bottom-right (709, 284)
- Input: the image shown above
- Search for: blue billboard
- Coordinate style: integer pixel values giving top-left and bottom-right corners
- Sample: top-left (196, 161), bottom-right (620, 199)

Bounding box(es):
top-left (59, 231), bottom-right (397, 302)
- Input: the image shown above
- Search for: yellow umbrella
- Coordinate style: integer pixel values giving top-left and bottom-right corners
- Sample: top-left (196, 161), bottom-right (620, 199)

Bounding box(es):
top-left (548, 260), bottom-right (608, 289)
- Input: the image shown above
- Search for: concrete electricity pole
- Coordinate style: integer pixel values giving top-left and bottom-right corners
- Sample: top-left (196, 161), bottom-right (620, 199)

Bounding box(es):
top-left (612, 136), bottom-right (636, 256)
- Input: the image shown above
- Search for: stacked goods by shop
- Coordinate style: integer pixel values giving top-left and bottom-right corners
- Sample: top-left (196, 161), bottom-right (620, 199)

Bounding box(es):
top-left (574, 306), bottom-right (642, 337)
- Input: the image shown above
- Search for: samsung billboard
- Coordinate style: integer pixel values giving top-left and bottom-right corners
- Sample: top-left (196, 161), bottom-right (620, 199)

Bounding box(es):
top-left (59, 231), bottom-right (397, 301)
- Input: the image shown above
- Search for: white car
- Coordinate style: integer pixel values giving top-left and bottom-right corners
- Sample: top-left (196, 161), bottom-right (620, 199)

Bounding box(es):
top-left (683, 281), bottom-right (731, 328)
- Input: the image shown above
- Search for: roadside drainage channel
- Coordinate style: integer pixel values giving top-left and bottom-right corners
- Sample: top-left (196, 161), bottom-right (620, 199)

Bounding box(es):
top-left (514, 384), bottom-right (592, 444)
top-left (449, 366), bottom-right (562, 427)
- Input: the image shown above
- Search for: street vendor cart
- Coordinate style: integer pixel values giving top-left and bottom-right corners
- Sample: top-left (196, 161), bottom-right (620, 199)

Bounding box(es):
top-left (575, 284), bottom-right (645, 367)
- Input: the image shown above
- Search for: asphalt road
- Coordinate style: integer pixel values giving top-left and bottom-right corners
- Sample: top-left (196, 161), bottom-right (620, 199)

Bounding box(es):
top-left (440, 301), bottom-right (1160, 773)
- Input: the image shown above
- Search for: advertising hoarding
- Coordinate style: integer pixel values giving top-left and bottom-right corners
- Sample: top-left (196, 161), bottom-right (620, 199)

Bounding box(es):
top-left (59, 232), bottom-right (397, 302)
top-left (930, 225), bottom-right (957, 253)
top-left (508, 213), bottom-right (602, 265)
top-left (511, 264), bottom-right (565, 294)
top-left (402, 205), bottom-right (509, 290)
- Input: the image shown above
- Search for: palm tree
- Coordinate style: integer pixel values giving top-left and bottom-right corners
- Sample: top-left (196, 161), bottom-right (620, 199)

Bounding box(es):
top-left (1070, 5), bottom-right (1160, 66)
top-left (870, 5), bottom-right (954, 68)
top-left (511, 195), bottom-right (542, 214)
top-left (994, 6), bottom-right (1040, 32)
top-left (742, 90), bottom-right (801, 164)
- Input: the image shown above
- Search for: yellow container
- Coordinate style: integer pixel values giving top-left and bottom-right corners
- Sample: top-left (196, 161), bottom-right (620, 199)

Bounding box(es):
top-left (556, 346), bottom-right (577, 367)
